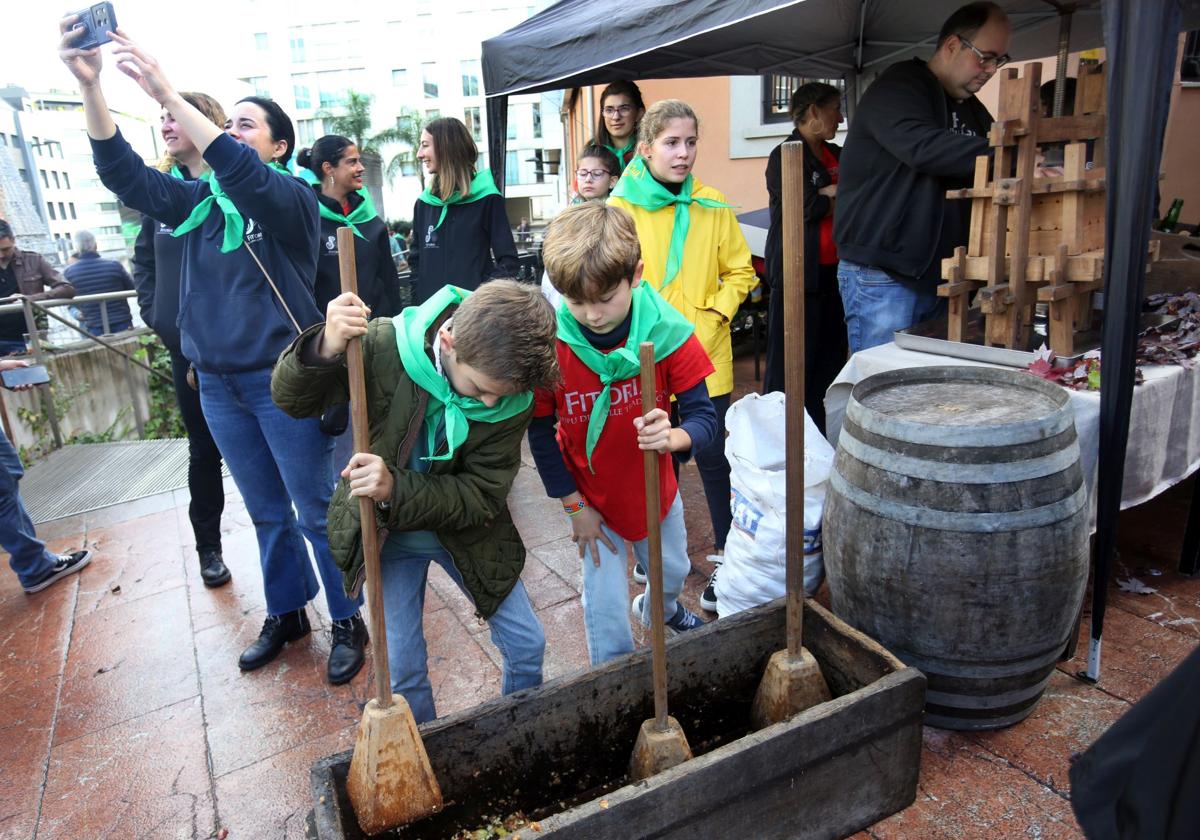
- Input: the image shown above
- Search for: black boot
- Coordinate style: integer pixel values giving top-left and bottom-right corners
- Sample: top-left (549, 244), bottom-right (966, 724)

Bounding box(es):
top-left (238, 608), bottom-right (311, 671)
top-left (328, 612), bottom-right (368, 685)
top-left (198, 548), bottom-right (231, 588)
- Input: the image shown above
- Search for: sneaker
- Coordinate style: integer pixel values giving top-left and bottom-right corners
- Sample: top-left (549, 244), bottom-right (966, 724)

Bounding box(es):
top-left (327, 612), bottom-right (368, 685)
top-left (700, 559), bottom-right (722, 614)
top-left (665, 603), bottom-right (707, 633)
top-left (631, 594), bottom-right (707, 634)
top-left (632, 561), bottom-right (647, 585)
top-left (22, 550), bottom-right (92, 594)
top-left (238, 608), bottom-right (311, 671)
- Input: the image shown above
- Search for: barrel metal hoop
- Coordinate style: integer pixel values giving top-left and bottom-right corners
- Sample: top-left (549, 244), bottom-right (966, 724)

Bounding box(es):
top-left (845, 395), bottom-right (1074, 448)
top-left (829, 469), bottom-right (1088, 532)
top-left (838, 429), bottom-right (1082, 485)
top-left (925, 673), bottom-right (1055, 710)
top-left (894, 640), bottom-right (1068, 679)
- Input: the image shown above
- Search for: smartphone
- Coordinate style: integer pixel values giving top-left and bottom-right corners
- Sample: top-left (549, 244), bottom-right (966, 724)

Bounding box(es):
top-left (1, 365), bottom-right (51, 389)
top-left (71, 3), bottom-right (118, 50)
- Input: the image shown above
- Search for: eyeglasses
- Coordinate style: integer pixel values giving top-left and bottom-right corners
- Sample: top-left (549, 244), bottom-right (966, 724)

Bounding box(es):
top-left (602, 105), bottom-right (635, 117)
top-left (576, 168), bottom-right (613, 181)
top-left (958, 36), bottom-right (1011, 71)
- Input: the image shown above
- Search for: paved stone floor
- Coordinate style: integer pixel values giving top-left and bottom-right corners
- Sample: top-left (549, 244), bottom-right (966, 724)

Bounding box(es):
top-left (2, 353), bottom-right (1198, 839)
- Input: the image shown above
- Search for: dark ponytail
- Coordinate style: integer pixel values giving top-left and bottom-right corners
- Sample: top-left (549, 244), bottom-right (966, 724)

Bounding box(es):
top-left (296, 135), bottom-right (355, 177)
top-left (788, 83), bottom-right (841, 127)
top-left (236, 96), bottom-right (297, 165)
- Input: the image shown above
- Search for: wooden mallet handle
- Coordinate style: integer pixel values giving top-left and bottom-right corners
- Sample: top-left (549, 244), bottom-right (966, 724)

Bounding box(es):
top-left (639, 341), bottom-right (669, 730)
top-left (337, 226), bottom-right (392, 708)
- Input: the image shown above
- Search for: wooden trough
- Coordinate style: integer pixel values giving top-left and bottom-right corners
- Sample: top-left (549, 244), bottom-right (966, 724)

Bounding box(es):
top-left (309, 599), bottom-right (925, 839)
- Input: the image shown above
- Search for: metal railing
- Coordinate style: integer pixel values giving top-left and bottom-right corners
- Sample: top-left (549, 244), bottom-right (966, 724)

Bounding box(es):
top-left (0, 291), bottom-right (170, 449)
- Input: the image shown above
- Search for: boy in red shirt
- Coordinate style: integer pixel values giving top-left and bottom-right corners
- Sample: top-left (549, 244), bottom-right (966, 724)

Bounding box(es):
top-left (529, 202), bottom-right (717, 665)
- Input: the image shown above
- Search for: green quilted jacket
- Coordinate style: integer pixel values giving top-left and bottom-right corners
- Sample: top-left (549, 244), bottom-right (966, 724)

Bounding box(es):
top-left (270, 313), bottom-right (532, 620)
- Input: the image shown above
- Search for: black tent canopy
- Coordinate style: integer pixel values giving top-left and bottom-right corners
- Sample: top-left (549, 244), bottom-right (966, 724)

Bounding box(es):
top-left (482, 0), bottom-right (1200, 683)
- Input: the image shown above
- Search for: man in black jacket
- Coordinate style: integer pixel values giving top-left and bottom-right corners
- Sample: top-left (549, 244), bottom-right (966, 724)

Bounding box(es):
top-left (834, 2), bottom-right (1011, 352)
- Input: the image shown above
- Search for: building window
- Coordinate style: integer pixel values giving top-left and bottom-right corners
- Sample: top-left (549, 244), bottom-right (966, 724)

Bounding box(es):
top-left (464, 106), bottom-right (482, 141)
top-left (68, 202), bottom-right (76, 220)
top-left (289, 28), bottom-right (305, 63)
top-left (58, 202), bottom-right (66, 220)
top-left (507, 105), bottom-right (518, 140)
top-left (505, 150), bottom-right (519, 185)
top-left (532, 103), bottom-right (542, 139)
top-left (1184, 31), bottom-right (1200, 82)
top-left (423, 63), bottom-right (438, 99)
top-left (293, 82), bottom-right (311, 110)
top-left (318, 71), bottom-right (346, 109)
top-left (461, 60), bottom-right (481, 97)
top-left (47, 202), bottom-right (56, 220)
top-left (761, 75), bottom-right (844, 124)
top-left (0, 134), bottom-right (7, 147)
top-left (297, 119), bottom-right (319, 146)
top-left (40, 170), bottom-right (49, 188)
top-left (99, 201), bottom-right (119, 212)
top-left (249, 76), bottom-right (270, 98)
top-left (32, 137), bottom-right (41, 155)
top-left (392, 69), bottom-right (407, 87)
top-left (52, 171), bottom-right (61, 188)
top-left (62, 172), bottom-right (70, 189)
top-left (254, 32), bottom-right (269, 50)
top-left (425, 109), bottom-right (441, 122)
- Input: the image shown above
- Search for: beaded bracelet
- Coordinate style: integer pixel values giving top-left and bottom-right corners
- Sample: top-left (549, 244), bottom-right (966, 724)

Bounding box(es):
top-left (563, 498), bottom-right (588, 517)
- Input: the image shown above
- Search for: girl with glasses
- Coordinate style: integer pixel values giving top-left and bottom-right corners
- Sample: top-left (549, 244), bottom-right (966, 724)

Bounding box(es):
top-left (594, 81), bottom-right (645, 174)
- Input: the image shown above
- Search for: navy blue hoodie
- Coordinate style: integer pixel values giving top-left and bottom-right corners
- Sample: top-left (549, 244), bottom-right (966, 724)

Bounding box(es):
top-left (313, 190), bottom-right (401, 317)
top-left (92, 130), bottom-right (321, 372)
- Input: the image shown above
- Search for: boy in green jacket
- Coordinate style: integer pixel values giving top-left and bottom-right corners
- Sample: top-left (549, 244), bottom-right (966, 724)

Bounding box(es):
top-left (272, 279), bottom-right (559, 722)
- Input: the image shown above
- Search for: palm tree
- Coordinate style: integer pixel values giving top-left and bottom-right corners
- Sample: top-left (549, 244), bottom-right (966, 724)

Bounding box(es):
top-left (378, 107), bottom-right (426, 190)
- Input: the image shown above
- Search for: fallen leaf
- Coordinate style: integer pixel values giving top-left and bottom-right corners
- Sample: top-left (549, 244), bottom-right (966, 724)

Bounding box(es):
top-left (1117, 577), bottom-right (1157, 595)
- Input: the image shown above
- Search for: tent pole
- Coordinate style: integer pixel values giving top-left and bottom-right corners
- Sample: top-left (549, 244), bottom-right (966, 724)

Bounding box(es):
top-left (1086, 0), bottom-right (1181, 683)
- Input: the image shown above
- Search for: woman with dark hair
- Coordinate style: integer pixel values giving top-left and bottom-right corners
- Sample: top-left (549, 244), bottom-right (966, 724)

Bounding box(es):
top-left (762, 82), bottom-right (846, 435)
top-left (59, 21), bottom-right (368, 684)
top-left (297, 135), bottom-right (401, 316)
top-left (593, 80), bottom-right (645, 173)
top-left (409, 117), bottom-right (518, 304)
top-left (130, 90), bottom-right (232, 591)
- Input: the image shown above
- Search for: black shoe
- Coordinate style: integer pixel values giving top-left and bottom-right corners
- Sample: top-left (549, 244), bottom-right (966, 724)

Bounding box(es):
top-left (238, 608), bottom-right (311, 671)
top-left (198, 548), bottom-right (231, 588)
top-left (328, 612), bottom-right (368, 685)
top-left (700, 562), bottom-right (721, 613)
top-left (23, 550), bottom-right (92, 594)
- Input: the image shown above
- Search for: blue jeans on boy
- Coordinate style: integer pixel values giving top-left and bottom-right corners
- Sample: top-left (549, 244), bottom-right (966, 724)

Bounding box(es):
top-left (582, 494), bottom-right (691, 666)
top-left (837, 260), bottom-right (946, 354)
top-left (379, 539), bottom-right (545, 724)
top-left (197, 368), bottom-right (362, 621)
top-left (0, 431), bottom-right (57, 588)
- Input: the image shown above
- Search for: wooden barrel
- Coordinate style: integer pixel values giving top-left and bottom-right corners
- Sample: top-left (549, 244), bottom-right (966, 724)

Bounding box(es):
top-left (823, 366), bottom-right (1088, 730)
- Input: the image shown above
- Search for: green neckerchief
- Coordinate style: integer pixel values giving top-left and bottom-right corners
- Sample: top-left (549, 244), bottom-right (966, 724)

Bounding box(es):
top-left (602, 136), bottom-right (636, 172)
top-left (417, 169), bottom-right (501, 231)
top-left (610, 156), bottom-right (733, 289)
top-left (393, 285), bottom-right (533, 462)
top-left (555, 282), bottom-right (694, 472)
top-left (172, 161), bottom-right (290, 253)
top-left (168, 165), bottom-right (209, 182)
top-left (318, 189), bottom-right (378, 240)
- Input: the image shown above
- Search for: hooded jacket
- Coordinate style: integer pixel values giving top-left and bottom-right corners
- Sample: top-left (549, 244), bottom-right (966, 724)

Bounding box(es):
top-left (313, 190), bottom-right (402, 317)
top-left (609, 175), bottom-right (757, 397)
top-left (92, 130), bottom-right (321, 372)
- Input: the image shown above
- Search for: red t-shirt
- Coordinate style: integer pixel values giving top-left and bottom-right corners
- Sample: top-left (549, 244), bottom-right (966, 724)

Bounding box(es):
top-left (818, 144), bottom-right (839, 266)
top-left (534, 334), bottom-right (714, 541)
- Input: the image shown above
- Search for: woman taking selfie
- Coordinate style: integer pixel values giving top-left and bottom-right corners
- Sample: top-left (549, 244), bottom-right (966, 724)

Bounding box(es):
top-left (409, 117), bottom-right (518, 305)
top-left (58, 19), bottom-right (367, 685)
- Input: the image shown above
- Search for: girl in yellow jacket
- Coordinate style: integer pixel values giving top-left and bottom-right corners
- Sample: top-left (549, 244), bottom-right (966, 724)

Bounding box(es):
top-left (609, 99), bottom-right (757, 613)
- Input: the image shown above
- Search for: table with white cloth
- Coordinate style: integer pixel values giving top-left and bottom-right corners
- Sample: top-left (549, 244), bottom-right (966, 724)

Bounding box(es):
top-left (823, 343), bottom-right (1200, 536)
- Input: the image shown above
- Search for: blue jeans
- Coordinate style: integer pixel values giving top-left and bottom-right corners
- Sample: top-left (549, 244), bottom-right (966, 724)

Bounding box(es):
top-left (379, 540), bottom-right (545, 724)
top-left (582, 494), bottom-right (691, 666)
top-left (0, 432), bottom-right (56, 587)
top-left (837, 260), bottom-right (946, 354)
top-left (197, 368), bottom-right (362, 620)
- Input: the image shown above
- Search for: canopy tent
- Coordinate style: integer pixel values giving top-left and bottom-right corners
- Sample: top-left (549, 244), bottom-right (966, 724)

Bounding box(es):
top-left (482, 0), bottom-right (1200, 683)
